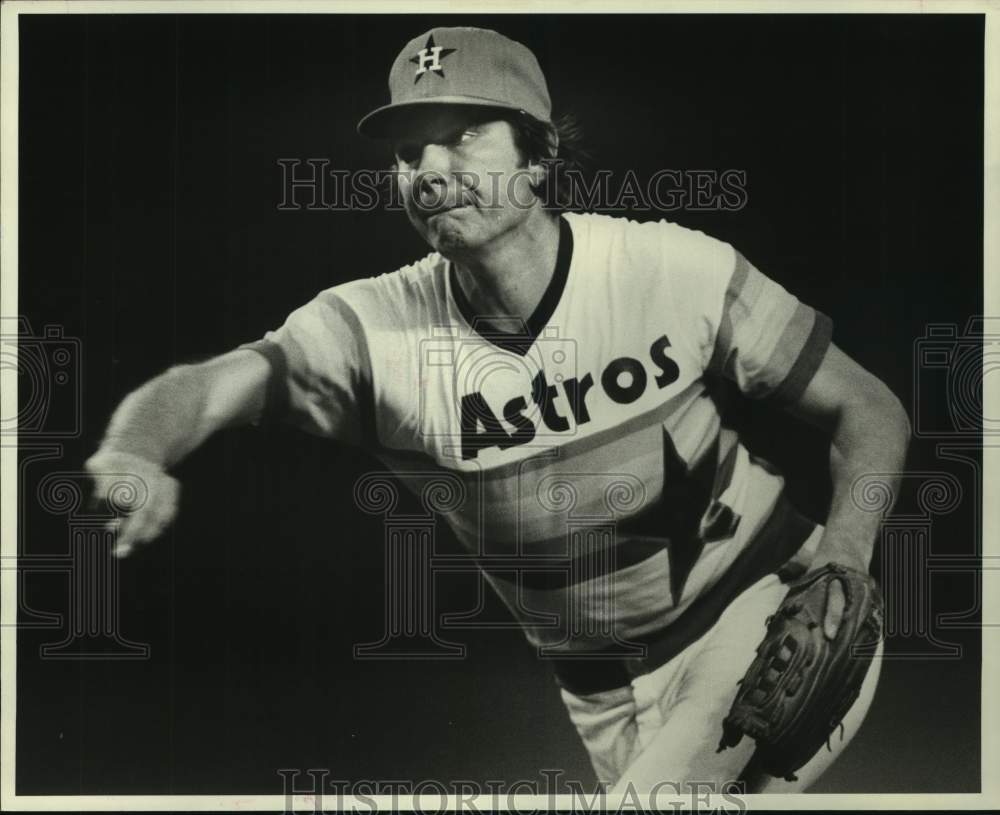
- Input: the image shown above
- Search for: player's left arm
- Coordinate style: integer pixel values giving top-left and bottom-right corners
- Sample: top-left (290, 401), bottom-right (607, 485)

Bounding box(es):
top-left (785, 342), bottom-right (911, 635)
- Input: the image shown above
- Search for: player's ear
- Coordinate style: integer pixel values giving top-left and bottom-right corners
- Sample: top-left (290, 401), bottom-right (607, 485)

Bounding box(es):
top-left (527, 159), bottom-right (548, 187)
top-left (530, 126), bottom-right (558, 187)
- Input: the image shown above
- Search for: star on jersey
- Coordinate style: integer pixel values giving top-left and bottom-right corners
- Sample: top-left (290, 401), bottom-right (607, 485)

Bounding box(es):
top-left (410, 35), bottom-right (457, 83)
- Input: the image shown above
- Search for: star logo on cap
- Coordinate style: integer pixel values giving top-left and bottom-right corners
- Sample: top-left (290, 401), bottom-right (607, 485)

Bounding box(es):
top-left (410, 35), bottom-right (456, 83)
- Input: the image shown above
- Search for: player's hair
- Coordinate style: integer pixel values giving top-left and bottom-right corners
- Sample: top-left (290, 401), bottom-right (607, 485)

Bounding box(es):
top-left (506, 112), bottom-right (591, 212)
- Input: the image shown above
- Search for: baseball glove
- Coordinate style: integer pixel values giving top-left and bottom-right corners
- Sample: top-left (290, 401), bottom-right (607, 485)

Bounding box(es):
top-left (716, 563), bottom-right (884, 782)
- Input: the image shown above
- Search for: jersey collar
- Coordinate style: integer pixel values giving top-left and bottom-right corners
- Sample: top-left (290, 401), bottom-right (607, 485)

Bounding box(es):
top-left (448, 215), bottom-right (574, 356)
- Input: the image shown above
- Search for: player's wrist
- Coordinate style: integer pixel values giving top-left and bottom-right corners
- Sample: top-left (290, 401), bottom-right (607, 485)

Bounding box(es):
top-left (85, 447), bottom-right (167, 478)
top-left (810, 534), bottom-right (873, 576)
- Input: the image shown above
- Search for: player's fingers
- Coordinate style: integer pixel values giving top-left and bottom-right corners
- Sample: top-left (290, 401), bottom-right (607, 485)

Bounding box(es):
top-left (90, 475), bottom-right (144, 520)
top-left (112, 515), bottom-right (141, 558)
top-left (141, 479), bottom-right (178, 539)
top-left (117, 477), bottom-right (179, 550)
top-left (103, 516), bottom-right (123, 535)
top-left (824, 578), bottom-right (846, 640)
top-left (155, 478), bottom-right (180, 527)
top-left (115, 489), bottom-right (162, 549)
top-left (124, 504), bottom-right (162, 549)
top-left (87, 473), bottom-right (113, 511)
top-left (112, 540), bottom-right (134, 559)
top-left (137, 504), bottom-right (170, 545)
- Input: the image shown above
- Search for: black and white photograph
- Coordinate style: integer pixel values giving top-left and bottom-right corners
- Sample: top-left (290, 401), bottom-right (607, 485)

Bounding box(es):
top-left (1, 1), bottom-right (996, 811)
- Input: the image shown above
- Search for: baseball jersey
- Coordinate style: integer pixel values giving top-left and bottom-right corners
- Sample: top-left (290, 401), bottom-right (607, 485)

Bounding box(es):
top-left (246, 213), bottom-right (832, 656)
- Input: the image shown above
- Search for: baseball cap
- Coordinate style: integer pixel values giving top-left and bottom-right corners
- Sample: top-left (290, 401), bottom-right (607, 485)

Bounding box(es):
top-left (357, 27), bottom-right (552, 139)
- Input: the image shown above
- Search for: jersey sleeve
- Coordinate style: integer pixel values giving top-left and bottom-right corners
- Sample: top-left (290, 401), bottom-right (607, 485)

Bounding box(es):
top-left (240, 289), bottom-right (373, 443)
top-left (704, 250), bottom-right (833, 403)
top-left (640, 218), bottom-right (832, 404)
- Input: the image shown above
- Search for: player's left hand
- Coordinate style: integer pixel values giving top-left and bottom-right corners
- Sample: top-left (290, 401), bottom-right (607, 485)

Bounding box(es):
top-left (718, 562), bottom-right (884, 781)
top-left (84, 449), bottom-right (181, 558)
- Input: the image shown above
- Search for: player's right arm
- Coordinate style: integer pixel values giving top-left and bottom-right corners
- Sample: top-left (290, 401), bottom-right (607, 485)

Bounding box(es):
top-left (84, 348), bottom-right (272, 558)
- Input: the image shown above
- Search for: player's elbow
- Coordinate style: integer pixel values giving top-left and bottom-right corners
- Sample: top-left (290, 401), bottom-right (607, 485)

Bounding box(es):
top-left (843, 377), bottom-right (911, 457)
top-left (869, 379), bottom-right (910, 441)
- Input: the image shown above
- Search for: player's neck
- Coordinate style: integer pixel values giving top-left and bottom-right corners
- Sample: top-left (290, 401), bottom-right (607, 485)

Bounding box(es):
top-left (450, 209), bottom-right (562, 325)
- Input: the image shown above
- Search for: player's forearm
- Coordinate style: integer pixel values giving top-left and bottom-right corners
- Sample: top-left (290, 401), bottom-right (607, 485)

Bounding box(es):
top-left (98, 365), bottom-right (223, 469)
top-left (814, 387), bottom-right (911, 571)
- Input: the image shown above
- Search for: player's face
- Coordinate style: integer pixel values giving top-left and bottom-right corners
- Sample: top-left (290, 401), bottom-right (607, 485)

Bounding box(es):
top-left (391, 108), bottom-right (539, 256)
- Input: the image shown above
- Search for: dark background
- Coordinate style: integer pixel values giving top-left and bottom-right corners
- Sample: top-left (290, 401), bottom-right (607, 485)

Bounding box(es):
top-left (16, 13), bottom-right (983, 795)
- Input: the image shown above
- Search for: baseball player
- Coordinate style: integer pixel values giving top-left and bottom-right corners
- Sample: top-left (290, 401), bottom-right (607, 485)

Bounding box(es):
top-left (86, 27), bottom-right (911, 794)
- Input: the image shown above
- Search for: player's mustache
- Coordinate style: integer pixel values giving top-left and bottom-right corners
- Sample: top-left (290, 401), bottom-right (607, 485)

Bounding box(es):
top-left (408, 174), bottom-right (479, 215)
